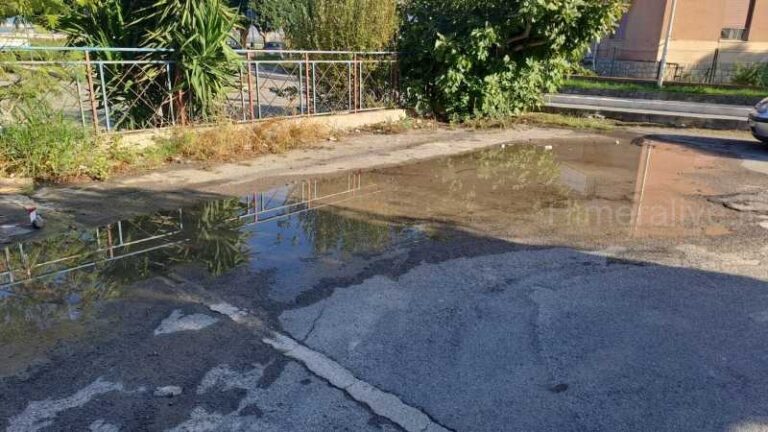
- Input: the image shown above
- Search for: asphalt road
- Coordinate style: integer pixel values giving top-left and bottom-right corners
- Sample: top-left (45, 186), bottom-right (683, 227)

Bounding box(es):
top-left (2, 128), bottom-right (768, 432)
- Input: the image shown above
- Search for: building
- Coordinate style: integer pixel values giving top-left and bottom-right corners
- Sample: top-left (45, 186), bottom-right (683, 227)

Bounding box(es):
top-left (595, 0), bottom-right (768, 82)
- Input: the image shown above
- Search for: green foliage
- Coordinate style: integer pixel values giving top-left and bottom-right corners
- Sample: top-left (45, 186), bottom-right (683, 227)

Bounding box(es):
top-left (142, 0), bottom-right (240, 119)
top-left (0, 0), bottom-right (71, 28)
top-left (62, 0), bottom-right (239, 124)
top-left (0, 50), bottom-right (82, 123)
top-left (278, 0), bottom-right (398, 50)
top-left (399, 0), bottom-right (628, 121)
top-left (0, 110), bottom-right (110, 181)
top-left (733, 63), bottom-right (768, 88)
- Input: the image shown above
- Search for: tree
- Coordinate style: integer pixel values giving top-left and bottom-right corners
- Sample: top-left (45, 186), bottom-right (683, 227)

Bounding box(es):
top-left (399, 0), bottom-right (628, 121)
top-left (0, 0), bottom-right (71, 29)
top-left (279, 0), bottom-right (398, 51)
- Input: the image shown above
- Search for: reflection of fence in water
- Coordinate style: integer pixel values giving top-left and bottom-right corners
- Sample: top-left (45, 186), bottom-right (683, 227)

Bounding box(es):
top-left (0, 172), bottom-right (377, 290)
top-left (237, 172), bottom-right (377, 227)
top-left (0, 210), bottom-right (185, 289)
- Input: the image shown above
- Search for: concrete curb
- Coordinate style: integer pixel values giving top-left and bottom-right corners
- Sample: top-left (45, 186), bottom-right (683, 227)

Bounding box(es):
top-left (543, 105), bottom-right (750, 130)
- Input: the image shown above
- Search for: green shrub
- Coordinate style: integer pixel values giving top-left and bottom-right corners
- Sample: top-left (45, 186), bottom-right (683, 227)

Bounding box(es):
top-left (277, 0), bottom-right (398, 51)
top-left (0, 112), bottom-right (110, 181)
top-left (733, 63), bottom-right (768, 88)
top-left (399, 0), bottom-right (628, 121)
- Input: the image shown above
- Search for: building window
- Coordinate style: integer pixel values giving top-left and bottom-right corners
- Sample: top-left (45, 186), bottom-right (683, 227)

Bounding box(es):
top-left (721, 28), bottom-right (747, 40)
top-left (721, 0), bottom-right (756, 41)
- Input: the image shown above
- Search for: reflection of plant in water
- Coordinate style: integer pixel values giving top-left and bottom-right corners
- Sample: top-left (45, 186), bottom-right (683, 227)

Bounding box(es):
top-left (0, 198), bottom-right (250, 346)
top-left (177, 199), bottom-right (250, 276)
top-left (299, 209), bottom-right (394, 255)
top-left (440, 145), bottom-right (561, 191)
top-left (1, 256), bottom-right (120, 345)
top-left (0, 229), bottom-right (122, 371)
top-left (427, 145), bottom-right (571, 214)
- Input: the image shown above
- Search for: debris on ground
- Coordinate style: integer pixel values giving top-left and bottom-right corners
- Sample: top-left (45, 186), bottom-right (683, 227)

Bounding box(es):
top-left (709, 191), bottom-right (768, 213)
top-left (153, 386), bottom-right (183, 398)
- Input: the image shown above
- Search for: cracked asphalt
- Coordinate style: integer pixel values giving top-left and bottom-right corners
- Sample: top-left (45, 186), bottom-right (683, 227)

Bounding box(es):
top-left (3, 127), bottom-right (768, 431)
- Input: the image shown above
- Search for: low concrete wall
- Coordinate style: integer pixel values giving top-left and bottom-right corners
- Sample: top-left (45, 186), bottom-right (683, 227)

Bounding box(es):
top-left (118, 109), bottom-right (407, 149)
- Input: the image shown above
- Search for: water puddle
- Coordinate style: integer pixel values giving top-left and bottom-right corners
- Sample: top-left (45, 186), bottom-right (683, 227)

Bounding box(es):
top-left (0, 138), bottom-right (732, 375)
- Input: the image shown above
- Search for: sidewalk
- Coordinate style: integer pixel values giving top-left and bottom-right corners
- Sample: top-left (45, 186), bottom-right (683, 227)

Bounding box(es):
top-left (544, 94), bottom-right (752, 130)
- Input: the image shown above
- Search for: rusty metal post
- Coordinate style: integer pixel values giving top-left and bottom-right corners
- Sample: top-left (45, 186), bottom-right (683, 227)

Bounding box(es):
top-left (238, 63), bottom-right (246, 121)
top-left (358, 60), bottom-right (364, 110)
top-left (348, 61), bottom-right (353, 112)
top-left (84, 51), bottom-right (100, 132)
top-left (304, 53), bottom-right (312, 115)
top-left (176, 90), bottom-right (188, 126)
top-left (166, 63), bottom-right (176, 125)
top-left (255, 62), bottom-right (262, 119)
top-left (352, 54), bottom-right (358, 112)
top-left (246, 52), bottom-right (256, 121)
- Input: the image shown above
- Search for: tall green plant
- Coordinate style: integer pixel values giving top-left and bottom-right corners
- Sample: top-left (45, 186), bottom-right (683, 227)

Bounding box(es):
top-left (62, 0), bottom-right (239, 126)
top-left (141, 0), bottom-right (239, 121)
top-left (278, 0), bottom-right (397, 50)
top-left (399, 0), bottom-right (628, 121)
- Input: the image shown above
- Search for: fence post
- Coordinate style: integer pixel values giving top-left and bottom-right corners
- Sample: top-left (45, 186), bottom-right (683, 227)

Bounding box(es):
top-left (97, 61), bottom-right (111, 132)
top-left (312, 61), bottom-right (317, 115)
top-left (708, 48), bottom-right (720, 84)
top-left (298, 62), bottom-right (304, 115)
top-left (83, 51), bottom-right (100, 132)
top-left (255, 62), bottom-right (262, 119)
top-left (352, 54), bottom-right (358, 112)
top-left (246, 52), bottom-right (255, 121)
top-left (348, 60), bottom-right (353, 112)
top-left (304, 53), bottom-right (312, 115)
top-left (166, 63), bottom-right (176, 126)
top-left (358, 58), bottom-right (364, 110)
top-left (609, 47), bottom-right (617, 77)
top-left (238, 63), bottom-right (246, 122)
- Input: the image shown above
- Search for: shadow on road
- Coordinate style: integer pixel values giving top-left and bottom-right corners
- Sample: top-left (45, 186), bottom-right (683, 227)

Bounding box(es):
top-left (643, 133), bottom-right (768, 162)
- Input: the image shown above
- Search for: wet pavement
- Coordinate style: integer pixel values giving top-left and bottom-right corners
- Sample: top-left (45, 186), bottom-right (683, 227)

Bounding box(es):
top-left (3, 133), bottom-right (768, 431)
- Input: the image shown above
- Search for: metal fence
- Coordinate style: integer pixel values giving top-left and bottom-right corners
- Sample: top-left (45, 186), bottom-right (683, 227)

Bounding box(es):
top-left (585, 46), bottom-right (767, 85)
top-left (0, 47), bottom-right (399, 133)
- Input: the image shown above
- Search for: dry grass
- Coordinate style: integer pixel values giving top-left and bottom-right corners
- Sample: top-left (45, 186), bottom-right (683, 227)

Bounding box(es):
top-left (462, 112), bottom-right (619, 131)
top-left (361, 118), bottom-right (441, 135)
top-left (164, 120), bottom-right (333, 162)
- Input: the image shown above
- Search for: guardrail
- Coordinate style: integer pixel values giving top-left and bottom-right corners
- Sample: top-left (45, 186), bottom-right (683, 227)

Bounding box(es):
top-left (0, 46), bottom-right (400, 132)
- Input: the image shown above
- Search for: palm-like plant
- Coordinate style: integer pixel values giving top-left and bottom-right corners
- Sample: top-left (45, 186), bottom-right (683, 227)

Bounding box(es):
top-left (140, 0), bottom-right (240, 122)
top-left (62, 0), bottom-right (239, 127)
